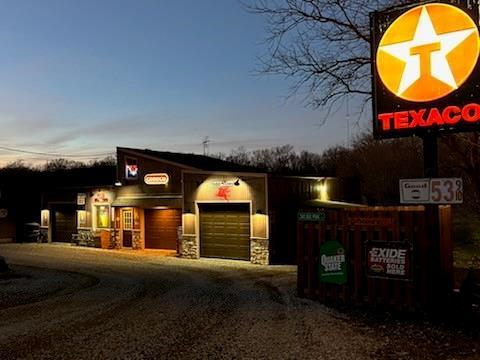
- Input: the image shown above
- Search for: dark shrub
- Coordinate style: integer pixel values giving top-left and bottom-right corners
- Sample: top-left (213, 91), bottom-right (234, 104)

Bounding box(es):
top-left (0, 256), bottom-right (8, 272)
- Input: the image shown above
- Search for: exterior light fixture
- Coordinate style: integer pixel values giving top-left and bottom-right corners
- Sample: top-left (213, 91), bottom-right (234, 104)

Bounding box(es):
top-left (234, 178), bottom-right (241, 186)
top-left (114, 181), bottom-right (122, 187)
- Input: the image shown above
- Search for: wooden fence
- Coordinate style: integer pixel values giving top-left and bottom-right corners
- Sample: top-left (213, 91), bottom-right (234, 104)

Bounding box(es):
top-left (297, 206), bottom-right (453, 311)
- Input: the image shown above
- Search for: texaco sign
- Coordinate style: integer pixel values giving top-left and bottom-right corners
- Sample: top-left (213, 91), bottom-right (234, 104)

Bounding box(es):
top-left (371, 1), bottom-right (480, 138)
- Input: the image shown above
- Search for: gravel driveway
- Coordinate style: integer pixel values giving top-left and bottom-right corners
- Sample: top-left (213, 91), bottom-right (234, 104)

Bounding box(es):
top-left (0, 244), bottom-right (478, 360)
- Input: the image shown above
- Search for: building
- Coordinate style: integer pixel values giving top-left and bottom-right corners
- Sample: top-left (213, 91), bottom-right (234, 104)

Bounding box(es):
top-left (41, 147), bottom-right (359, 264)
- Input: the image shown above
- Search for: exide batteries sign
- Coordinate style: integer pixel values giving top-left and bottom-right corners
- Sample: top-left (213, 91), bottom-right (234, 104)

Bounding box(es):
top-left (371, 1), bottom-right (480, 138)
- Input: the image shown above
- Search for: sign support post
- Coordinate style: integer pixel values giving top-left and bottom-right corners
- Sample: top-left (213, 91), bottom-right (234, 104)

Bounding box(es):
top-left (423, 134), bottom-right (453, 306)
top-left (422, 134), bottom-right (441, 306)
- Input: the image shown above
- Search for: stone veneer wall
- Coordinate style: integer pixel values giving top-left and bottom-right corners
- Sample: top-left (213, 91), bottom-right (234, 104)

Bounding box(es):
top-left (111, 230), bottom-right (121, 249)
top-left (132, 230), bottom-right (143, 250)
top-left (251, 238), bottom-right (269, 265)
top-left (180, 235), bottom-right (198, 259)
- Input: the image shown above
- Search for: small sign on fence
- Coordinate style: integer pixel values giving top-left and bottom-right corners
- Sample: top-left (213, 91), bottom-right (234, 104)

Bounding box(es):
top-left (297, 211), bottom-right (325, 222)
top-left (319, 241), bottom-right (347, 285)
top-left (366, 241), bottom-right (412, 280)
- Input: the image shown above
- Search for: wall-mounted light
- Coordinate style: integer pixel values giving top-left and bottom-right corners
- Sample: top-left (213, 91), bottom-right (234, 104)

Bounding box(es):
top-left (114, 181), bottom-right (122, 187)
top-left (234, 178), bottom-right (241, 186)
top-left (319, 179), bottom-right (329, 201)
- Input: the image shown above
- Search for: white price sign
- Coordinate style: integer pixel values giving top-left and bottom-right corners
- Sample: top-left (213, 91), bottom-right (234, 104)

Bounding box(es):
top-left (400, 178), bottom-right (463, 204)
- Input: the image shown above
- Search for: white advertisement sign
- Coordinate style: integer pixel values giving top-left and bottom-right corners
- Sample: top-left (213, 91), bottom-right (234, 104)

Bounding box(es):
top-left (400, 178), bottom-right (463, 204)
top-left (144, 173), bottom-right (169, 185)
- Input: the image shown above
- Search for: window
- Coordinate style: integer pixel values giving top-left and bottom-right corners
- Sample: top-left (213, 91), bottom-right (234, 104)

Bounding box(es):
top-left (96, 205), bottom-right (110, 229)
top-left (123, 209), bottom-right (133, 230)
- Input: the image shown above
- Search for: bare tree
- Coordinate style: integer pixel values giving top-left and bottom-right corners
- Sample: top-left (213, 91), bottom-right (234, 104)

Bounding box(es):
top-left (245, 0), bottom-right (413, 117)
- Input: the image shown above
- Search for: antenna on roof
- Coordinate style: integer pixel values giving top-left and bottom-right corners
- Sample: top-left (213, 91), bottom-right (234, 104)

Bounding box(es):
top-left (202, 136), bottom-right (210, 156)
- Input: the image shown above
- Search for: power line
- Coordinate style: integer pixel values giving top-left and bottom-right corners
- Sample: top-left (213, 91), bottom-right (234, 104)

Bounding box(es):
top-left (0, 145), bottom-right (114, 158)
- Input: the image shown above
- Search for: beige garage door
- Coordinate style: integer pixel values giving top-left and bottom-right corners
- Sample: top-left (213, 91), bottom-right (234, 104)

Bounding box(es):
top-left (199, 204), bottom-right (250, 261)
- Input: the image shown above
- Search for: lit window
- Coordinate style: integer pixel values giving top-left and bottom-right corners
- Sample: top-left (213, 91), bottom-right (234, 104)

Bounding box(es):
top-left (96, 205), bottom-right (110, 229)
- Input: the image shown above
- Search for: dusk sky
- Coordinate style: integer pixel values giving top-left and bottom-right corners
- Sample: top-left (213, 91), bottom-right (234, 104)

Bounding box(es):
top-left (0, 0), bottom-right (365, 166)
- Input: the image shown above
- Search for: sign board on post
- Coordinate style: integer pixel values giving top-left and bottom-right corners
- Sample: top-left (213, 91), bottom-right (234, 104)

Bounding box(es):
top-left (319, 241), bottom-right (347, 285)
top-left (371, 2), bottom-right (480, 139)
top-left (400, 178), bottom-right (463, 204)
top-left (366, 241), bottom-right (412, 280)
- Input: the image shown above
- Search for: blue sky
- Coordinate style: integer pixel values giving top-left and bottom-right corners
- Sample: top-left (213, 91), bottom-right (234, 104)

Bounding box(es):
top-left (0, 0), bottom-right (363, 165)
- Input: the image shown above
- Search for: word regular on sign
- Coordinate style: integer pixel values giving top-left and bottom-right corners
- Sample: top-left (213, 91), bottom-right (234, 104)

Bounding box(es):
top-left (399, 178), bottom-right (463, 204)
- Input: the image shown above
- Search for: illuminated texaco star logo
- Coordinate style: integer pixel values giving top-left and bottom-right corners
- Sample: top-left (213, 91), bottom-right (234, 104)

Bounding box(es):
top-left (376, 3), bottom-right (480, 102)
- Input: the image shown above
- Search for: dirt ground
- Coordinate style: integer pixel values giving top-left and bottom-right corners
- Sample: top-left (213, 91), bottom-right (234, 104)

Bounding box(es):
top-left (0, 243), bottom-right (478, 360)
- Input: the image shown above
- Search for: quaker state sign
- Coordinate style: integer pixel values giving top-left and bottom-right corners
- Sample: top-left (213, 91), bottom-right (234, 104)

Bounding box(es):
top-left (319, 241), bottom-right (347, 285)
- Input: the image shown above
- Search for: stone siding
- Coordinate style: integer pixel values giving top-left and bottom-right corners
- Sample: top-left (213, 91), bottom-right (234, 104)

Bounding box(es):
top-left (132, 230), bottom-right (143, 250)
top-left (180, 235), bottom-right (198, 259)
top-left (251, 238), bottom-right (269, 265)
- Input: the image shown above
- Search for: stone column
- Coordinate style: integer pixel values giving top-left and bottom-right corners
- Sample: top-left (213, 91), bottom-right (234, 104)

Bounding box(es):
top-left (251, 238), bottom-right (269, 265)
top-left (180, 235), bottom-right (199, 259)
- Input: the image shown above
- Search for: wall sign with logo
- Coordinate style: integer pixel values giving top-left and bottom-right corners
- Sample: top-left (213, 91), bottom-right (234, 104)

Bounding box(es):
top-left (211, 179), bottom-right (238, 201)
top-left (400, 178), bottom-right (463, 204)
top-left (366, 241), bottom-right (412, 280)
top-left (371, 2), bottom-right (480, 138)
top-left (144, 173), bottom-right (169, 185)
top-left (319, 241), bottom-right (347, 285)
top-left (92, 191), bottom-right (109, 204)
top-left (125, 157), bottom-right (138, 180)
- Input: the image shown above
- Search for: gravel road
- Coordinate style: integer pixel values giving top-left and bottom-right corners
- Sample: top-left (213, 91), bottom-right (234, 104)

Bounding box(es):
top-left (0, 244), bottom-right (478, 360)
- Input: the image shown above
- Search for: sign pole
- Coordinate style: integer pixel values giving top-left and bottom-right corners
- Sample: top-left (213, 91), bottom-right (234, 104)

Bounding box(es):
top-left (422, 133), bottom-right (443, 306)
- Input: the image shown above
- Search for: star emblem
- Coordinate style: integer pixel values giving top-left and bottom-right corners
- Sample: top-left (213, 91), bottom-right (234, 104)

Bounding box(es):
top-left (376, 3), bottom-right (480, 102)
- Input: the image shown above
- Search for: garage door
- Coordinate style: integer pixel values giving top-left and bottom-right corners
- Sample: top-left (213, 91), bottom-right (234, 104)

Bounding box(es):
top-left (199, 204), bottom-right (250, 261)
top-left (145, 209), bottom-right (181, 250)
top-left (53, 206), bottom-right (76, 243)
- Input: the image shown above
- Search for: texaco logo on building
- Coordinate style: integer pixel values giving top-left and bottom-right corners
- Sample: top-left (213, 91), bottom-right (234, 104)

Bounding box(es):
top-left (376, 3), bottom-right (479, 102)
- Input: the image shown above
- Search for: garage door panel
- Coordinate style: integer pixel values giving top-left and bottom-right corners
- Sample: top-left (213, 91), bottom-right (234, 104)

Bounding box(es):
top-left (145, 209), bottom-right (181, 250)
top-left (53, 206), bottom-right (76, 243)
top-left (200, 204), bottom-right (251, 261)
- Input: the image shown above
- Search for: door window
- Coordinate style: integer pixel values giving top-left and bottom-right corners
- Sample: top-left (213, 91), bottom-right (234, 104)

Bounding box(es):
top-left (123, 210), bottom-right (133, 230)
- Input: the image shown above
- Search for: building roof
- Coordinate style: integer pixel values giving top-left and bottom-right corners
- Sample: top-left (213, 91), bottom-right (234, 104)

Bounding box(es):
top-left (118, 147), bottom-right (264, 173)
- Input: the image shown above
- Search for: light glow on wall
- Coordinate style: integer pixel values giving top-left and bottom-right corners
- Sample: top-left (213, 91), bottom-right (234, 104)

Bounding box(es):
top-left (319, 181), bottom-right (329, 202)
top-left (40, 210), bottom-right (49, 228)
top-left (77, 210), bottom-right (87, 228)
top-left (182, 213), bottom-right (196, 235)
top-left (252, 213), bottom-right (268, 239)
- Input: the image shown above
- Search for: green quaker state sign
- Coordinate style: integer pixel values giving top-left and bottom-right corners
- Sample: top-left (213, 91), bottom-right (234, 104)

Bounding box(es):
top-left (319, 241), bottom-right (347, 285)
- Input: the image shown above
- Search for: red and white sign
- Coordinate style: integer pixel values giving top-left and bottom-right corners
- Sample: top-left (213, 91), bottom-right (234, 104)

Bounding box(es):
top-left (144, 173), bottom-right (169, 185)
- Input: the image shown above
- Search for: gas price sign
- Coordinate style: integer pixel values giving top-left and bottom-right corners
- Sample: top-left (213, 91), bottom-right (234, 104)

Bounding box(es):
top-left (400, 178), bottom-right (463, 204)
top-left (429, 178), bottom-right (463, 204)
